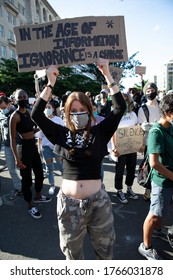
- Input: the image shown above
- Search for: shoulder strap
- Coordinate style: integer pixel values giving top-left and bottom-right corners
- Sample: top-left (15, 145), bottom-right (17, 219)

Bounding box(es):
top-left (142, 104), bottom-right (149, 122)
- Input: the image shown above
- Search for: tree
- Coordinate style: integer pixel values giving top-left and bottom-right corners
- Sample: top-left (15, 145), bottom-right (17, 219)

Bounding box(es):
top-left (0, 58), bottom-right (35, 96)
top-left (0, 52), bottom-right (141, 97)
top-left (80, 52), bottom-right (142, 88)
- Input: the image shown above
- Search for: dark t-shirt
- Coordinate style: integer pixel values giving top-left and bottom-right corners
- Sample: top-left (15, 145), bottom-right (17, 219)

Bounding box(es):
top-left (31, 92), bottom-right (126, 180)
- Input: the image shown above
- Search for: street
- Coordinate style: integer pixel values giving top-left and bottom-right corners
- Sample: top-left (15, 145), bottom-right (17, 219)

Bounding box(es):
top-left (0, 152), bottom-right (173, 260)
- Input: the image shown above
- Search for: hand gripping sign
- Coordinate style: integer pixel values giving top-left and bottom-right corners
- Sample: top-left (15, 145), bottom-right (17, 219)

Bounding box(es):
top-left (14, 16), bottom-right (128, 72)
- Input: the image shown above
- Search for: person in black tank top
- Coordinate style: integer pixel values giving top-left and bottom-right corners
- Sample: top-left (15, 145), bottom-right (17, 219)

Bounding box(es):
top-left (9, 89), bottom-right (51, 219)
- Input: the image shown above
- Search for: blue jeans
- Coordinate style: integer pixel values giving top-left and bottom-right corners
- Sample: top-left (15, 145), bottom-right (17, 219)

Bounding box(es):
top-left (41, 145), bottom-right (63, 186)
top-left (4, 146), bottom-right (21, 191)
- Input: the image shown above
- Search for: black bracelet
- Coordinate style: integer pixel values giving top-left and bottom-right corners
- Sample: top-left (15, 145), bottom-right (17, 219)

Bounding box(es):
top-left (46, 84), bottom-right (53, 90)
top-left (108, 82), bottom-right (117, 88)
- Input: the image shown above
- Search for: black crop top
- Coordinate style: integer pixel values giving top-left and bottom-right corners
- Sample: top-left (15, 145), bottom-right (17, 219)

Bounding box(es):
top-left (16, 110), bottom-right (35, 134)
top-left (31, 92), bottom-right (126, 180)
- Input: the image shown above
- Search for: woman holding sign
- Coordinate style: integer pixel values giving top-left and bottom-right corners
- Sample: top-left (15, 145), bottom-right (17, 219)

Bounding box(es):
top-left (31, 58), bottom-right (126, 260)
top-left (110, 93), bottom-right (143, 204)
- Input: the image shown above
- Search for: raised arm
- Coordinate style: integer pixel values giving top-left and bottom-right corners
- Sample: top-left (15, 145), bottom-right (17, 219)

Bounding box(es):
top-left (39, 65), bottom-right (59, 102)
top-left (96, 58), bottom-right (119, 95)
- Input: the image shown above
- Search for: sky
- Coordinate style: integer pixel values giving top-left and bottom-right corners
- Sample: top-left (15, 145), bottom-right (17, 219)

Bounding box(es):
top-left (48, 0), bottom-right (173, 89)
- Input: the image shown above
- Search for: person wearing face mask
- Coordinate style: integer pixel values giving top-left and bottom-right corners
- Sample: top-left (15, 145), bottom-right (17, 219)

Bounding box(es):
top-left (0, 96), bottom-right (22, 200)
top-left (91, 101), bottom-right (105, 125)
top-left (138, 82), bottom-right (160, 201)
top-left (31, 58), bottom-right (126, 260)
top-left (98, 89), bottom-right (112, 118)
top-left (9, 89), bottom-right (51, 219)
top-left (138, 93), bottom-right (173, 260)
top-left (36, 101), bottom-right (64, 195)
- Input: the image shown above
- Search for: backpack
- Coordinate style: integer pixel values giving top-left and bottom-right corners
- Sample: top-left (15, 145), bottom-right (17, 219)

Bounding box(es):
top-left (137, 154), bottom-right (151, 188)
top-left (141, 103), bottom-right (149, 122)
top-left (137, 127), bottom-right (163, 188)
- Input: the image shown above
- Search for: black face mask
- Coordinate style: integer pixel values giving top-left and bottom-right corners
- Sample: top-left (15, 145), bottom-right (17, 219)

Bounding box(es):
top-left (146, 92), bottom-right (157, 100)
top-left (17, 100), bottom-right (28, 108)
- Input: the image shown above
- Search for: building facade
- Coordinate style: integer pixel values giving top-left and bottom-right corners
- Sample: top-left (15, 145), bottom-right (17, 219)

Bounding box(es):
top-left (0, 0), bottom-right (60, 60)
top-left (157, 58), bottom-right (173, 92)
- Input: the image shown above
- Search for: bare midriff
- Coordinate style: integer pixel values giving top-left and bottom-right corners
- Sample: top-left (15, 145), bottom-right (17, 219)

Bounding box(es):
top-left (61, 179), bottom-right (102, 199)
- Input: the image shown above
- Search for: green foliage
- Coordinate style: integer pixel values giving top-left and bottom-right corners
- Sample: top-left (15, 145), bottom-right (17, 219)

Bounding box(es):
top-left (0, 52), bottom-right (141, 97)
top-left (80, 52), bottom-right (141, 84)
top-left (0, 58), bottom-right (35, 96)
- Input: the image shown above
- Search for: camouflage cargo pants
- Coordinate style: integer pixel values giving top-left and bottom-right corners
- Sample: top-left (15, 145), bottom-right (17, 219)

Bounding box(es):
top-left (57, 187), bottom-right (116, 260)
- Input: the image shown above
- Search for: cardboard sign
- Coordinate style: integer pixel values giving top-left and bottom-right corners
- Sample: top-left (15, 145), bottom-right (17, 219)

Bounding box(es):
top-left (115, 125), bottom-right (143, 155)
top-left (135, 66), bottom-right (146, 75)
top-left (14, 16), bottom-right (128, 72)
top-left (109, 65), bottom-right (123, 83)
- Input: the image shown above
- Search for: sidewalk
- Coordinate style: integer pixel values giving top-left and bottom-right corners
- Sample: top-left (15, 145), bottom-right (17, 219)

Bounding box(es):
top-left (0, 154), bottom-right (173, 260)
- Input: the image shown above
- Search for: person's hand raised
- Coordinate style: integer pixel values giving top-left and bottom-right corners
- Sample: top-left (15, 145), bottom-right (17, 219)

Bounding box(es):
top-left (46, 65), bottom-right (59, 87)
top-left (96, 58), bottom-right (109, 76)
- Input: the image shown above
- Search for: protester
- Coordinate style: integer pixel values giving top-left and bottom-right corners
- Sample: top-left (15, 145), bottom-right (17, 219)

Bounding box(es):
top-left (36, 101), bottom-right (64, 195)
top-left (9, 89), bottom-right (51, 219)
top-left (138, 82), bottom-right (160, 201)
top-left (129, 87), bottom-right (142, 115)
top-left (110, 93), bottom-right (142, 203)
top-left (138, 93), bottom-right (173, 260)
top-left (31, 58), bottom-right (126, 260)
top-left (0, 96), bottom-right (22, 200)
top-left (98, 89), bottom-right (112, 118)
top-left (59, 91), bottom-right (71, 120)
top-left (85, 91), bottom-right (93, 102)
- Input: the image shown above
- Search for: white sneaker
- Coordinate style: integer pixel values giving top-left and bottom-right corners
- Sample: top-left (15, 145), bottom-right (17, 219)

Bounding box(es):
top-left (138, 242), bottom-right (162, 260)
top-left (28, 207), bottom-right (42, 219)
top-left (0, 196), bottom-right (3, 206)
top-left (48, 186), bottom-right (55, 195)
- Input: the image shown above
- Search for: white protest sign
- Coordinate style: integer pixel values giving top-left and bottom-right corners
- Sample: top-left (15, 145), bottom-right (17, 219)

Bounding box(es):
top-left (115, 125), bottom-right (143, 155)
top-left (14, 16), bottom-right (128, 72)
top-left (109, 65), bottom-right (123, 83)
top-left (135, 66), bottom-right (146, 75)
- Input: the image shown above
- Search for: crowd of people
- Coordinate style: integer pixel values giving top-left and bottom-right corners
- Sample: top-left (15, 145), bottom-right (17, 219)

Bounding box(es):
top-left (0, 58), bottom-right (173, 260)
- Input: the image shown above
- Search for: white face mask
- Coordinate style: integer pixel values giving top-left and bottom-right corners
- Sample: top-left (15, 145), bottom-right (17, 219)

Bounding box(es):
top-left (44, 108), bottom-right (53, 117)
top-left (70, 112), bottom-right (89, 130)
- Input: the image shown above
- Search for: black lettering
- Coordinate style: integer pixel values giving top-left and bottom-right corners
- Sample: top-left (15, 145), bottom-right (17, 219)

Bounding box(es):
top-left (18, 53), bottom-right (31, 68)
top-left (93, 51), bottom-right (98, 58)
top-left (56, 23), bottom-right (64, 37)
top-left (32, 24), bottom-right (53, 39)
top-left (81, 21), bottom-right (96, 34)
top-left (53, 35), bottom-right (119, 50)
top-left (117, 128), bottom-right (125, 138)
top-left (18, 28), bottom-right (31, 41)
top-left (129, 127), bottom-right (134, 136)
top-left (18, 48), bottom-right (86, 70)
top-left (30, 53), bottom-right (39, 66)
top-left (135, 127), bottom-right (143, 136)
top-left (10, 269), bottom-right (14, 276)
top-left (56, 22), bottom-right (79, 38)
top-left (71, 22), bottom-right (78, 35)
top-left (99, 49), bottom-right (123, 60)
